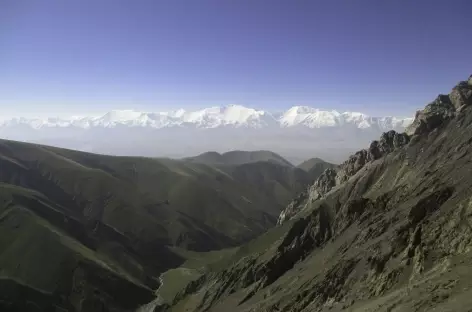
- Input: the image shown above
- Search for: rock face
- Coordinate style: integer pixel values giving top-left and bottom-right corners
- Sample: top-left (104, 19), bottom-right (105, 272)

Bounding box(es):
top-left (167, 76), bottom-right (472, 312)
top-left (406, 78), bottom-right (472, 135)
top-left (0, 140), bottom-right (313, 310)
top-left (278, 130), bottom-right (410, 224)
top-left (277, 77), bottom-right (472, 226)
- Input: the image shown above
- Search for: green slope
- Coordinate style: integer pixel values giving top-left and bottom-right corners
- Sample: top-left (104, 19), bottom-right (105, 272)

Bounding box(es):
top-left (0, 139), bottom-right (312, 310)
top-left (0, 140), bottom-right (306, 251)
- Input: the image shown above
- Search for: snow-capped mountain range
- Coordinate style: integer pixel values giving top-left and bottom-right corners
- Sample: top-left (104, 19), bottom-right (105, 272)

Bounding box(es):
top-left (0, 105), bottom-right (415, 164)
top-left (0, 105), bottom-right (413, 130)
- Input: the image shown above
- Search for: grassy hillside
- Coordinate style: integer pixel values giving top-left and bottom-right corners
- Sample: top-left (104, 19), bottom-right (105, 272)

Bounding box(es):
top-left (220, 161), bottom-right (310, 211)
top-left (0, 183), bottom-right (157, 311)
top-left (0, 139), bottom-right (307, 250)
top-left (185, 150), bottom-right (294, 167)
top-left (0, 139), bottom-right (312, 310)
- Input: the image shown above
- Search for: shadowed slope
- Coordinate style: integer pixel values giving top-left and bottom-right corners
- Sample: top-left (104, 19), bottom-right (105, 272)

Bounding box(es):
top-left (0, 140), bottom-right (316, 310)
top-left (0, 140), bottom-right (309, 251)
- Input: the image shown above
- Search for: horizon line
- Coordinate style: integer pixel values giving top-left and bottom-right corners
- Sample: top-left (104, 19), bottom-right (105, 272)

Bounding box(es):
top-left (0, 104), bottom-right (416, 121)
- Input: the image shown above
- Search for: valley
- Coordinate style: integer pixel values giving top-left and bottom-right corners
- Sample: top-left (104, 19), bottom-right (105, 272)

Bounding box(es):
top-left (3, 1), bottom-right (470, 311)
top-left (0, 140), bottom-right (329, 310)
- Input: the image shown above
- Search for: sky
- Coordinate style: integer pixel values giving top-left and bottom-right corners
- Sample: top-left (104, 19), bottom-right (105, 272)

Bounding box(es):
top-left (1, 0), bottom-right (471, 119)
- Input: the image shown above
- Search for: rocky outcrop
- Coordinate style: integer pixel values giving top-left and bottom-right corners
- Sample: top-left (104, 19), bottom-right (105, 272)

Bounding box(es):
top-left (278, 130), bottom-right (410, 224)
top-left (277, 169), bottom-right (336, 225)
top-left (406, 94), bottom-right (455, 136)
top-left (171, 203), bottom-right (336, 311)
top-left (278, 76), bottom-right (472, 226)
top-left (406, 78), bottom-right (472, 135)
top-left (168, 76), bottom-right (472, 312)
top-left (334, 130), bottom-right (410, 184)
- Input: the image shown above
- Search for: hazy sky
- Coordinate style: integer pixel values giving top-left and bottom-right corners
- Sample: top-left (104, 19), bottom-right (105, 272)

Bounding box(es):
top-left (1, 0), bottom-right (471, 118)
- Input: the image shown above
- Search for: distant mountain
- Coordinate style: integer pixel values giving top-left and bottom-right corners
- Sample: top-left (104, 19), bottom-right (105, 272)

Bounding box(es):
top-left (297, 157), bottom-right (336, 179)
top-left (0, 139), bottom-right (315, 310)
top-left (278, 106), bottom-right (412, 129)
top-left (297, 157), bottom-right (334, 170)
top-left (0, 105), bottom-right (412, 130)
top-left (0, 105), bottom-right (413, 165)
top-left (185, 150), bottom-right (294, 167)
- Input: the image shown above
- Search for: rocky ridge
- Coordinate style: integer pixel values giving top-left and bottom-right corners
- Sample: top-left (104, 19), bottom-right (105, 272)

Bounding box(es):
top-left (278, 130), bottom-right (410, 225)
top-left (163, 75), bottom-right (472, 312)
top-left (278, 76), bottom-right (472, 225)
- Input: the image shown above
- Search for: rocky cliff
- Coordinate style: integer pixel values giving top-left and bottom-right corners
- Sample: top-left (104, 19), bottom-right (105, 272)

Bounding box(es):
top-left (278, 76), bottom-right (472, 225)
top-left (165, 75), bottom-right (472, 312)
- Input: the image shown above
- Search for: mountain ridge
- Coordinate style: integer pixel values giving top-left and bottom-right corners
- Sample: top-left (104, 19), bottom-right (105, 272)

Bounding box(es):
top-left (0, 105), bottom-right (413, 130)
top-left (297, 157), bottom-right (335, 170)
top-left (0, 139), bottom-right (329, 310)
top-left (184, 150), bottom-right (294, 167)
top-left (0, 105), bottom-right (415, 166)
top-left (156, 76), bottom-right (472, 312)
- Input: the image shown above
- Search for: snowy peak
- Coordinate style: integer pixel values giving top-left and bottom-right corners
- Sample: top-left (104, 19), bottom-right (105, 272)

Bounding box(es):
top-left (0, 105), bottom-right (413, 130)
top-left (280, 106), bottom-right (342, 128)
top-left (285, 106), bottom-right (325, 115)
top-left (177, 104), bottom-right (274, 128)
top-left (101, 110), bottom-right (144, 122)
top-left (278, 107), bottom-right (413, 129)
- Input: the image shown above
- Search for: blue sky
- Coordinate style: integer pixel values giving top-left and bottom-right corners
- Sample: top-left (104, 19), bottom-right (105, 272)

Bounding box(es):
top-left (1, 0), bottom-right (470, 118)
